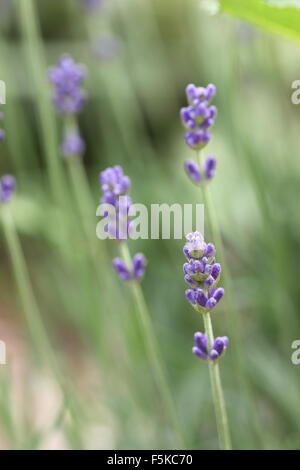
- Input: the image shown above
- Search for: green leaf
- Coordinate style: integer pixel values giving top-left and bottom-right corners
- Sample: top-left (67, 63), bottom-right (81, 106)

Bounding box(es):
top-left (219, 0), bottom-right (300, 42)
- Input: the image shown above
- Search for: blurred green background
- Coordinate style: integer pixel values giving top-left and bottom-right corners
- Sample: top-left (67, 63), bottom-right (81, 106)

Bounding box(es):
top-left (1, 0), bottom-right (300, 450)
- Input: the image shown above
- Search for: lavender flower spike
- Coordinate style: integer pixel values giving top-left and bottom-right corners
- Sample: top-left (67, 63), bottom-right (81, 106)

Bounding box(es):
top-left (101, 165), bottom-right (147, 278)
top-left (183, 232), bottom-right (224, 314)
top-left (99, 165), bottom-right (133, 241)
top-left (48, 54), bottom-right (87, 115)
top-left (193, 332), bottom-right (229, 362)
top-left (180, 83), bottom-right (217, 150)
top-left (0, 175), bottom-right (16, 203)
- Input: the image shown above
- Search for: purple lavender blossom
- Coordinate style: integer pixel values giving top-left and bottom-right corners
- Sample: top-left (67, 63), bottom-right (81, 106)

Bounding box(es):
top-left (0, 175), bottom-right (16, 203)
top-left (192, 332), bottom-right (228, 362)
top-left (180, 83), bottom-right (217, 150)
top-left (61, 132), bottom-right (86, 157)
top-left (184, 155), bottom-right (217, 184)
top-left (113, 253), bottom-right (147, 282)
top-left (48, 55), bottom-right (87, 115)
top-left (183, 232), bottom-right (224, 313)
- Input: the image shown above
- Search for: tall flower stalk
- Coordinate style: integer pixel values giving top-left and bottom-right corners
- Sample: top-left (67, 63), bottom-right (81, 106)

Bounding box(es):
top-left (180, 84), bottom-right (263, 446)
top-left (184, 232), bottom-right (231, 449)
top-left (99, 165), bottom-right (185, 448)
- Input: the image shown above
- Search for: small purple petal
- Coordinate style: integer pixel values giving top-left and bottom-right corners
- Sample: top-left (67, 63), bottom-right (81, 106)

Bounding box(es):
top-left (204, 155), bottom-right (217, 180)
top-left (132, 253), bottom-right (146, 280)
top-left (194, 332), bottom-right (208, 353)
top-left (185, 289), bottom-right (197, 305)
top-left (209, 349), bottom-right (219, 361)
top-left (112, 257), bottom-right (131, 282)
top-left (192, 346), bottom-right (207, 360)
top-left (184, 160), bottom-right (201, 183)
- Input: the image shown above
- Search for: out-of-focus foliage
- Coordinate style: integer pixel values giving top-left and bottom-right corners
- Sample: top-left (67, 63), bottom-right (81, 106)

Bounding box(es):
top-left (220, 0), bottom-right (300, 42)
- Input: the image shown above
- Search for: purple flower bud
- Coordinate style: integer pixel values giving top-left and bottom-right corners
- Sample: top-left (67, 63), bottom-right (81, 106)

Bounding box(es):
top-left (112, 258), bottom-right (132, 282)
top-left (192, 346), bottom-right (207, 360)
top-left (209, 349), bottom-right (219, 361)
top-left (204, 155), bottom-right (217, 180)
top-left (132, 253), bottom-right (146, 280)
top-left (205, 84), bottom-right (217, 101)
top-left (185, 289), bottom-right (197, 305)
top-left (184, 232), bottom-right (206, 259)
top-left (211, 287), bottom-right (225, 303)
top-left (194, 332), bottom-right (208, 353)
top-left (184, 160), bottom-right (201, 183)
top-left (61, 133), bottom-right (86, 157)
top-left (204, 243), bottom-right (216, 259)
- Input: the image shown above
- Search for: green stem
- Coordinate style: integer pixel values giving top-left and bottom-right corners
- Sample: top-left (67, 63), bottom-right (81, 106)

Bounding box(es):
top-left (203, 313), bottom-right (231, 450)
top-left (197, 151), bottom-right (264, 448)
top-left (17, 0), bottom-right (66, 206)
top-left (119, 243), bottom-right (185, 448)
top-left (0, 206), bottom-right (83, 448)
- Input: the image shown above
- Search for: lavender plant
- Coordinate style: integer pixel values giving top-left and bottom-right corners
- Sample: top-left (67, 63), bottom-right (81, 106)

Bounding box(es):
top-left (183, 231), bottom-right (231, 449)
top-left (180, 85), bottom-right (234, 448)
top-left (99, 165), bottom-right (184, 447)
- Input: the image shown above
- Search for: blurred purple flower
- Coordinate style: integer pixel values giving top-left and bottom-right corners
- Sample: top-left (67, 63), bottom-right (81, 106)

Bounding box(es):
top-left (61, 132), bottom-right (86, 157)
top-left (0, 175), bottom-right (16, 203)
top-left (99, 165), bottom-right (133, 241)
top-left (180, 83), bottom-right (217, 150)
top-left (192, 332), bottom-right (228, 362)
top-left (48, 55), bottom-right (87, 115)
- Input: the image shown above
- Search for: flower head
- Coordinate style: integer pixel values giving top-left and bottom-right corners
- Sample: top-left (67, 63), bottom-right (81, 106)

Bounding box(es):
top-left (180, 83), bottom-right (217, 150)
top-left (48, 55), bottom-right (87, 115)
top-left (0, 175), bottom-right (16, 203)
top-left (192, 332), bottom-right (228, 362)
top-left (183, 232), bottom-right (224, 313)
